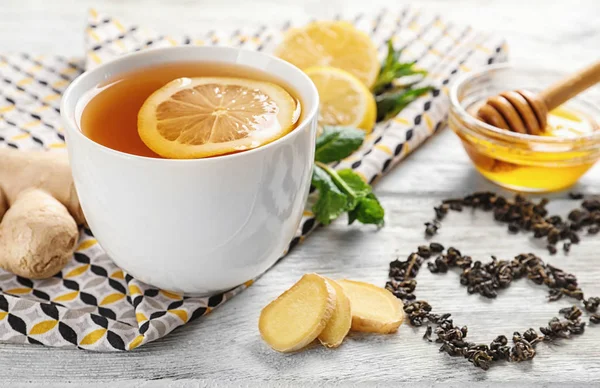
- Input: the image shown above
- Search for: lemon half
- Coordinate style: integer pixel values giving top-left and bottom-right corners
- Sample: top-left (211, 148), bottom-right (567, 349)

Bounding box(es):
top-left (305, 66), bottom-right (376, 133)
top-left (138, 77), bottom-right (298, 159)
top-left (275, 21), bottom-right (380, 88)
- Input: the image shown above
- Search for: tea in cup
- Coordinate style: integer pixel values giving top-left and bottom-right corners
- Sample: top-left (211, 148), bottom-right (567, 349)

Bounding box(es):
top-left (61, 46), bottom-right (319, 295)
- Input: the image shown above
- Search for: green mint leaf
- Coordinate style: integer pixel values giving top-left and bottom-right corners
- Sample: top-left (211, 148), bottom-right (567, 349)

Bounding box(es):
top-left (381, 40), bottom-right (402, 75)
top-left (382, 40), bottom-right (397, 74)
top-left (352, 193), bottom-right (385, 226)
top-left (393, 65), bottom-right (427, 79)
top-left (313, 163), bottom-right (385, 227)
top-left (372, 39), bottom-right (430, 96)
top-left (376, 86), bottom-right (433, 122)
top-left (311, 164), bottom-right (350, 225)
top-left (336, 169), bottom-right (383, 226)
top-left (348, 205), bottom-right (359, 225)
top-left (384, 40), bottom-right (394, 69)
top-left (373, 40), bottom-right (397, 94)
top-left (337, 169), bottom-right (372, 198)
top-left (314, 126), bottom-right (366, 164)
top-left (315, 162), bottom-right (360, 209)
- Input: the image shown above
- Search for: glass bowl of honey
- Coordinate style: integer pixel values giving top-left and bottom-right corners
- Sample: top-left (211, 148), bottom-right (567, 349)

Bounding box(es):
top-left (449, 64), bottom-right (600, 192)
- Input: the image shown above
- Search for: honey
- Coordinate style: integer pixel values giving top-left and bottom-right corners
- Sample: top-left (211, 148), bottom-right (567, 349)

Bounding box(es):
top-left (449, 65), bottom-right (600, 192)
top-left (453, 105), bottom-right (599, 192)
top-left (543, 106), bottom-right (598, 138)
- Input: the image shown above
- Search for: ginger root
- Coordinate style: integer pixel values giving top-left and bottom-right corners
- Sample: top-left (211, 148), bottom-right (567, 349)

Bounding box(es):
top-left (0, 189), bottom-right (78, 278)
top-left (0, 149), bottom-right (85, 279)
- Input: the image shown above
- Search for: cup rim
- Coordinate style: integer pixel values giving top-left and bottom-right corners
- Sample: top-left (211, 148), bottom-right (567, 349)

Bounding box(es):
top-left (61, 46), bottom-right (319, 164)
top-left (449, 63), bottom-right (600, 145)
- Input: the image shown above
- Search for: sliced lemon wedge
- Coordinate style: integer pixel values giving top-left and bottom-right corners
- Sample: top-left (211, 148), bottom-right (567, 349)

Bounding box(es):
top-left (305, 66), bottom-right (376, 133)
top-left (138, 77), bottom-right (298, 159)
top-left (275, 21), bottom-right (380, 88)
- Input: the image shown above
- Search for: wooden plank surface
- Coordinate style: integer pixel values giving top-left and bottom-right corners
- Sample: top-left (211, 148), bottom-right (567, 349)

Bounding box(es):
top-left (1, 0), bottom-right (600, 385)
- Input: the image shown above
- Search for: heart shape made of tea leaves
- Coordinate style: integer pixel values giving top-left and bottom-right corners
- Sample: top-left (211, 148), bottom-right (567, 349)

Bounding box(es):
top-left (385, 192), bottom-right (600, 370)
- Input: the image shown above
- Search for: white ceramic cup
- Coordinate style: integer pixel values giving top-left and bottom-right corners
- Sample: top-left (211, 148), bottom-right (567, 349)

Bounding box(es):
top-left (61, 46), bottom-right (319, 295)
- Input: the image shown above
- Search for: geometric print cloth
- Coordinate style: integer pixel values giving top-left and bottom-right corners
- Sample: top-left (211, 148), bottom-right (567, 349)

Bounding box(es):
top-left (0, 8), bottom-right (507, 351)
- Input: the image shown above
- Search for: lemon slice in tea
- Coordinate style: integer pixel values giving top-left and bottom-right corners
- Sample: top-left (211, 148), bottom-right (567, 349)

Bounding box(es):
top-left (138, 77), bottom-right (299, 159)
top-left (305, 66), bottom-right (376, 133)
top-left (275, 21), bottom-right (380, 88)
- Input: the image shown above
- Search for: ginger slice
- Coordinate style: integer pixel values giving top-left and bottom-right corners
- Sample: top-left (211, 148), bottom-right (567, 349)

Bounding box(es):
top-left (337, 279), bottom-right (404, 334)
top-left (259, 273), bottom-right (336, 352)
top-left (318, 278), bottom-right (352, 348)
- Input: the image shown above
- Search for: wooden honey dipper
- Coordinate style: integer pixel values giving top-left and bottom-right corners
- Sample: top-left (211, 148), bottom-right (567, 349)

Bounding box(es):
top-left (477, 60), bottom-right (600, 135)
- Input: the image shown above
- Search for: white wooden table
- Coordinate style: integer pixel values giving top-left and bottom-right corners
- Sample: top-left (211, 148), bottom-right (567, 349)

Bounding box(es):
top-left (2, 0), bottom-right (600, 386)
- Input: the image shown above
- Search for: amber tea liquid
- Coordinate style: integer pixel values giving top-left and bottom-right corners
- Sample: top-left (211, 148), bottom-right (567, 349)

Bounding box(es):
top-left (79, 62), bottom-right (302, 158)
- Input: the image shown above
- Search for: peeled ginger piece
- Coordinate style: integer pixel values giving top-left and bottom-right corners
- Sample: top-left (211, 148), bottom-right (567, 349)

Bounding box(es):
top-left (318, 278), bottom-right (352, 348)
top-left (337, 279), bottom-right (404, 334)
top-left (259, 273), bottom-right (336, 352)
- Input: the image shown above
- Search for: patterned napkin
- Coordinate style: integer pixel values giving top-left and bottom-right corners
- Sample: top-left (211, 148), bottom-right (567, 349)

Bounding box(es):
top-left (0, 8), bottom-right (507, 351)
